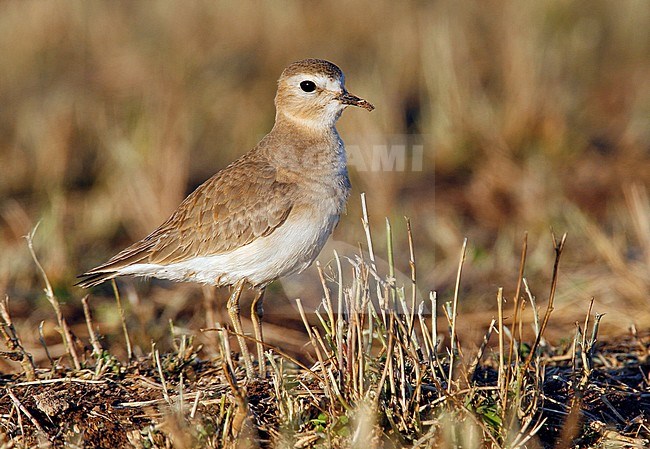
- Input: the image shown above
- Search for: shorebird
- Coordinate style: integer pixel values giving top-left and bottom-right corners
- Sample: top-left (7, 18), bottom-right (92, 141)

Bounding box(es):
top-left (78, 58), bottom-right (374, 378)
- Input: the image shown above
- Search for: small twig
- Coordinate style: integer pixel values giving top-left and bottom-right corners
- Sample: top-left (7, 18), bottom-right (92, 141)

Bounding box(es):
top-left (467, 319), bottom-right (496, 380)
top-left (524, 279), bottom-right (539, 336)
top-left (178, 372), bottom-right (185, 417)
top-left (81, 295), bottom-right (103, 357)
top-left (214, 323), bottom-right (236, 376)
top-left (12, 388), bottom-right (25, 436)
top-left (447, 238), bottom-right (467, 393)
top-left (589, 314), bottom-right (605, 359)
top-left (570, 322), bottom-right (580, 372)
top-left (316, 262), bottom-right (335, 332)
top-left (418, 302), bottom-right (433, 361)
top-left (26, 225), bottom-right (79, 369)
top-left (505, 233), bottom-right (527, 405)
top-left (112, 280), bottom-right (133, 361)
top-left (118, 398), bottom-right (165, 407)
top-left (525, 232), bottom-right (567, 369)
top-left (190, 390), bottom-right (201, 419)
top-left (325, 365), bottom-right (352, 412)
top-left (405, 217), bottom-right (417, 339)
top-left (152, 343), bottom-right (171, 405)
top-left (7, 388), bottom-right (49, 439)
top-left (385, 218), bottom-right (396, 309)
top-left (497, 287), bottom-right (506, 417)
top-left (511, 417), bottom-right (548, 449)
top-left (579, 298), bottom-right (595, 382)
top-left (333, 250), bottom-right (345, 375)
top-left (297, 301), bottom-right (333, 399)
top-left (394, 339), bottom-right (407, 412)
top-left (38, 321), bottom-right (54, 368)
top-left (15, 377), bottom-right (106, 387)
top-left (360, 193), bottom-right (385, 314)
top-left (430, 291), bottom-right (439, 365)
top-left (62, 319), bottom-right (81, 370)
top-left (0, 296), bottom-right (35, 380)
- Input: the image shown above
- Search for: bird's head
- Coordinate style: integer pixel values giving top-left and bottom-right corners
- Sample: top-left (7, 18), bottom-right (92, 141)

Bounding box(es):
top-left (275, 59), bottom-right (374, 130)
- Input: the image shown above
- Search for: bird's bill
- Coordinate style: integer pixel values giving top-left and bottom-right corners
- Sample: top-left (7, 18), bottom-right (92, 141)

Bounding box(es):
top-left (337, 92), bottom-right (375, 111)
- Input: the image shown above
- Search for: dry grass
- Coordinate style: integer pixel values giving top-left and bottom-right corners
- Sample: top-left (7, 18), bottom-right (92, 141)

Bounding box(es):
top-left (0, 1), bottom-right (649, 446)
top-left (0, 210), bottom-right (648, 448)
top-left (1, 1), bottom-right (649, 331)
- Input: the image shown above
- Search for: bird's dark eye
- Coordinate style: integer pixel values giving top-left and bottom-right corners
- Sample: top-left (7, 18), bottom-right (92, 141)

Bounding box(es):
top-left (300, 80), bottom-right (316, 92)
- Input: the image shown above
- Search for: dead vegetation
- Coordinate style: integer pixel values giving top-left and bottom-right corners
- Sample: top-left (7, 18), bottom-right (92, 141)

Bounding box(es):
top-left (1, 1), bottom-right (649, 333)
top-left (0, 204), bottom-right (648, 448)
top-left (1, 1), bottom-right (650, 447)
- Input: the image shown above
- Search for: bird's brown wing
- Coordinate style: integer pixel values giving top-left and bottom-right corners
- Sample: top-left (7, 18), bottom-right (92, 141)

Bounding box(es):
top-left (77, 156), bottom-right (296, 287)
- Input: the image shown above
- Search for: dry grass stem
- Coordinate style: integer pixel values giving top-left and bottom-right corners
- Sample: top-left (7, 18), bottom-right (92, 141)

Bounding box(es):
top-left (112, 280), bottom-right (133, 361)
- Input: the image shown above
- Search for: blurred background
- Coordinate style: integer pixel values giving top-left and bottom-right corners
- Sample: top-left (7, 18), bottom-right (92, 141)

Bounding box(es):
top-left (1, 1), bottom-right (649, 365)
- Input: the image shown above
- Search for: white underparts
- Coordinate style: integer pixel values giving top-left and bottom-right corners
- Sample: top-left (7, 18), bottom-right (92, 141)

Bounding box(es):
top-left (116, 206), bottom-right (340, 287)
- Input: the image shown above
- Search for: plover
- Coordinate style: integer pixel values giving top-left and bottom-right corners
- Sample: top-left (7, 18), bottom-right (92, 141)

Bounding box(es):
top-left (78, 58), bottom-right (374, 378)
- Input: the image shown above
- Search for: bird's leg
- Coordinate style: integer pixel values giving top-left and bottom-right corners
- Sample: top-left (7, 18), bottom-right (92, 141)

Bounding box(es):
top-left (250, 287), bottom-right (266, 377)
top-left (227, 279), bottom-right (254, 379)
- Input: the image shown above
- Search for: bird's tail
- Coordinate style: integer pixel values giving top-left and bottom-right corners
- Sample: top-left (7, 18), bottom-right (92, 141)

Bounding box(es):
top-left (75, 270), bottom-right (119, 288)
top-left (76, 238), bottom-right (155, 288)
